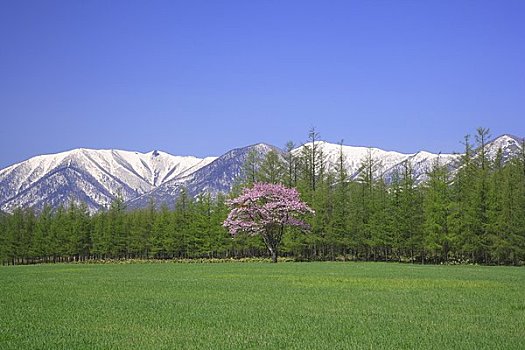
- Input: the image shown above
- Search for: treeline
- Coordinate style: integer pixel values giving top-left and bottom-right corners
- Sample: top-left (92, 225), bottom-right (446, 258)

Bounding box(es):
top-left (0, 193), bottom-right (255, 265)
top-left (1, 128), bottom-right (525, 265)
top-left (281, 128), bottom-right (525, 265)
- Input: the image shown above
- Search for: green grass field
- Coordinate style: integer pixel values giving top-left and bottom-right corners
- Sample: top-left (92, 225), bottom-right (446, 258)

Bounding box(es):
top-left (0, 262), bottom-right (523, 349)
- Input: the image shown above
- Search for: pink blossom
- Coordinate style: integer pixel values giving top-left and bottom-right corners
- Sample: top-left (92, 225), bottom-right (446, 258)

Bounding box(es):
top-left (223, 183), bottom-right (314, 237)
top-left (223, 182), bottom-right (314, 262)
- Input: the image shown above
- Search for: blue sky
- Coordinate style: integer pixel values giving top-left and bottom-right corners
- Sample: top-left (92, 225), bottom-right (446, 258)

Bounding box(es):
top-left (1, 0), bottom-right (524, 168)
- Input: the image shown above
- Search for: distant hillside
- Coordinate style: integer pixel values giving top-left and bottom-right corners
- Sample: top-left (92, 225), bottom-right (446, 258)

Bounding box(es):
top-left (0, 134), bottom-right (522, 213)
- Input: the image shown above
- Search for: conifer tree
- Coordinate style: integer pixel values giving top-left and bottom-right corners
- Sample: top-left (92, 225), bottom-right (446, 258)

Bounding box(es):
top-left (91, 211), bottom-right (105, 259)
top-left (355, 149), bottom-right (381, 259)
top-left (308, 128), bottom-right (321, 192)
top-left (488, 150), bottom-right (525, 263)
top-left (173, 188), bottom-right (195, 257)
top-left (474, 127), bottom-right (491, 262)
top-left (368, 175), bottom-right (390, 261)
top-left (31, 204), bottom-right (52, 261)
top-left (242, 149), bottom-right (263, 186)
top-left (296, 129), bottom-right (323, 199)
top-left (423, 157), bottom-right (452, 262)
top-left (331, 141), bottom-right (351, 258)
top-left (400, 161), bottom-right (424, 262)
top-left (257, 150), bottom-right (285, 184)
top-left (284, 141), bottom-right (297, 188)
top-left (310, 171), bottom-right (334, 259)
top-left (449, 134), bottom-right (479, 262)
top-left (127, 210), bottom-right (142, 258)
top-left (151, 203), bottom-right (171, 258)
top-left (210, 193), bottom-right (231, 257)
top-left (108, 194), bottom-right (127, 258)
top-left (0, 211), bottom-right (6, 264)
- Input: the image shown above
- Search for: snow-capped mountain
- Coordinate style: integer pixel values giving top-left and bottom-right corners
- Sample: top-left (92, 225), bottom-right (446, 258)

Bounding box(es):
top-left (483, 134), bottom-right (523, 162)
top-left (292, 141), bottom-right (461, 184)
top-left (127, 143), bottom-right (278, 209)
top-left (0, 135), bottom-right (522, 213)
top-left (0, 148), bottom-right (216, 213)
top-left (293, 134), bottom-right (523, 184)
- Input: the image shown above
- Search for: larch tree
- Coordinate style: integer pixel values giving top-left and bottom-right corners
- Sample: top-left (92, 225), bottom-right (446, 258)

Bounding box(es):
top-left (449, 134), bottom-right (478, 261)
top-left (355, 148), bottom-right (381, 260)
top-left (242, 149), bottom-right (263, 186)
top-left (284, 141), bottom-right (297, 188)
top-left (223, 182), bottom-right (314, 263)
top-left (257, 150), bottom-right (286, 184)
top-left (330, 140), bottom-right (351, 258)
top-left (474, 127), bottom-right (491, 261)
top-left (0, 212), bottom-right (7, 264)
top-left (423, 157), bottom-right (452, 262)
top-left (308, 128), bottom-right (321, 192)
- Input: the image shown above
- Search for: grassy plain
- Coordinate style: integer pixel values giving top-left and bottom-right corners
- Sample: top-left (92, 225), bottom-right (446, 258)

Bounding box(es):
top-left (0, 261), bottom-right (523, 349)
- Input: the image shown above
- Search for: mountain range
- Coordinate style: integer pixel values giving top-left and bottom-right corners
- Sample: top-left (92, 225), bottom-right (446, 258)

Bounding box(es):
top-left (0, 135), bottom-right (522, 213)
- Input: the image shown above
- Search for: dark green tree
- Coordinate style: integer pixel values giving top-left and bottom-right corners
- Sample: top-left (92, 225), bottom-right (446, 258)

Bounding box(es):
top-left (257, 150), bottom-right (285, 184)
top-left (423, 157), bottom-right (453, 262)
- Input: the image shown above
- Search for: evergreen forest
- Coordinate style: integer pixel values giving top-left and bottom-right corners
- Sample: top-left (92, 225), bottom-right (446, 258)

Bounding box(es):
top-left (1, 128), bottom-right (525, 265)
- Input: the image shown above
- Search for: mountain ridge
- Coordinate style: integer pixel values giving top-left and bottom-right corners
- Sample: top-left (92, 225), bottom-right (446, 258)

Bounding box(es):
top-left (0, 135), bottom-right (522, 213)
top-left (0, 148), bottom-right (216, 212)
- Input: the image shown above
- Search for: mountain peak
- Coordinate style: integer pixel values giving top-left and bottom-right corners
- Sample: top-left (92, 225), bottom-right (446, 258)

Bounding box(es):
top-left (1, 134), bottom-right (523, 213)
top-left (247, 143), bottom-right (280, 151)
top-left (495, 134), bottom-right (523, 144)
top-left (0, 148), bottom-right (215, 213)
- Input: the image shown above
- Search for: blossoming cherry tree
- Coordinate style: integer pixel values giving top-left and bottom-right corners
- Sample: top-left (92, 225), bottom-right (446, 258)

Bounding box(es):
top-left (223, 183), bottom-right (314, 263)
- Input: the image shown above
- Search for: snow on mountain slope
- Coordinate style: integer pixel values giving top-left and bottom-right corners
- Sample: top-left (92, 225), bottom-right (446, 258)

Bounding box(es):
top-left (0, 148), bottom-right (216, 212)
top-left (386, 151), bottom-right (461, 183)
top-left (483, 134), bottom-right (523, 162)
top-left (129, 141), bottom-right (464, 209)
top-left (292, 141), bottom-right (461, 183)
top-left (292, 141), bottom-right (408, 177)
top-left (0, 135), bottom-right (521, 213)
top-left (127, 143), bottom-right (278, 209)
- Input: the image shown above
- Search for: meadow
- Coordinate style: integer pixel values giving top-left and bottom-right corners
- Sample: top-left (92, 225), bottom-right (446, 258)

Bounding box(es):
top-left (0, 262), bottom-right (523, 349)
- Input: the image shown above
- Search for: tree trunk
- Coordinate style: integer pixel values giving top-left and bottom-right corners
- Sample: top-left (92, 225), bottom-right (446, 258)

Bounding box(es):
top-left (262, 232), bottom-right (279, 263)
top-left (271, 249), bottom-right (278, 263)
